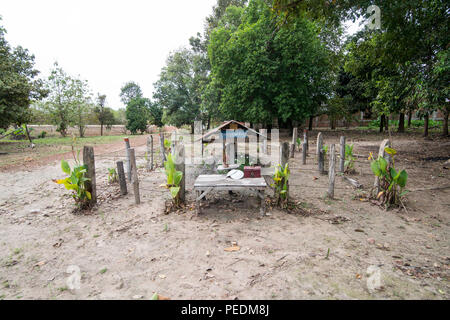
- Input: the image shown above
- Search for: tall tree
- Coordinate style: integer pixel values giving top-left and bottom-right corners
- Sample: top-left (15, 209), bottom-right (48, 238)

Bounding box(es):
top-left (120, 81), bottom-right (143, 106)
top-left (43, 63), bottom-right (92, 137)
top-left (125, 97), bottom-right (149, 135)
top-left (0, 20), bottom-right (47, 130)
top-left (153, 49), bottom-right (203, 132)
top-left (209, 0), bottom-right (333, 125)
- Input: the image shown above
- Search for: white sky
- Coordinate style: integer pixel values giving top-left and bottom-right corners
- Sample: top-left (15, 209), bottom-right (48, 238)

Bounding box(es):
top-left (1, 0), bottom-right (217, 109)
top-left (1, 0), bottom-right (361, 110)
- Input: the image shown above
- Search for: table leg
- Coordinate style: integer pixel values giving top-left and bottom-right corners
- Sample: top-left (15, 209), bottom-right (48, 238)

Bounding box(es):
top-left (259, 190), bottom-right (266, 216)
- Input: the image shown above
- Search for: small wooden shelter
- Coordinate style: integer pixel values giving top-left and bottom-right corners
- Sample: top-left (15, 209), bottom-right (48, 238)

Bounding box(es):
top-left (197, 120), bottom-right (268, 167)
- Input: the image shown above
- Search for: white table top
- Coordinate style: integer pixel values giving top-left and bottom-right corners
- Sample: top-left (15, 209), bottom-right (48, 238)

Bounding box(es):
top-left (194, 175), bottom-right (267, 188)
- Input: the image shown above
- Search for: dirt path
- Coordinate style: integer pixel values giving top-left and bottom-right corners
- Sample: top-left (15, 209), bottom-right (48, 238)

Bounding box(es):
top-left (0, 132), bottom-right (448, 300)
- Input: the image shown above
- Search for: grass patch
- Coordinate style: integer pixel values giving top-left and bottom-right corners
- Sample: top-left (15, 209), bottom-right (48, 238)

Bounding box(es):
top-left (99, 268), bottom-right (108, 274)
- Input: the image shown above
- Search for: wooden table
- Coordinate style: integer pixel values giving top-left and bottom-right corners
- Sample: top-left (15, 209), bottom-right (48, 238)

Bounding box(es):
top-left (194, 175), bottom-right (267, 216)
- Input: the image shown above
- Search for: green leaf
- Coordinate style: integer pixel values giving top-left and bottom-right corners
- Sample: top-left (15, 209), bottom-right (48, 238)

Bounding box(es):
top-left (379, 157), bottom-right (388, 174)
top-left (85, 191), bottom-right (92, 200)
top-left (385, 147), bottom-right (397, 156)
top-left (370, 161), bottom-right (381, 177)
top-left (174, 171), bottom-right (183, 186)
top-left (170, 187), bottom-right (180, 199)
top-left (397, 170), bottom-right (408, 188)
top-left (61, 160), bottom-right (71, 175)
top-left (390, 168), bottom-right (398, 180)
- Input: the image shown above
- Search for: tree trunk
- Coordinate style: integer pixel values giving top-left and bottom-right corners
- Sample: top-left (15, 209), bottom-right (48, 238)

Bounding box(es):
top-left (423, 113), bottom-right (429, 137)
top-left (100, 122), bottom-right (104, 136)
top-left (379, 115), bottom-right (385, 133)
top-left (384, 116), bottom-right (389, 132)
top-left (24, 124), bottom-right (34, 147)
top-left (330, 118), bottom-right (336, 130)
top-left (443, 108), bottom-right (449, 137)
top-left (398, 113), bottom-right (405, 133)
top-left (407, 110), bottom-right (413, 127)
top-left (308, 116), bottom-right (313, 131)
top-left (190, 123), bottom-right (194, 134)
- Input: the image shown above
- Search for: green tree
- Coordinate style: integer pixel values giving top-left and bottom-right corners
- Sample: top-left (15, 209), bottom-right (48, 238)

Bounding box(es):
top-left (0, 20), bottom-right (47, 130)
top-left (120, 81), bottom-right (143, 106)
top-left (153, 49), bottom-right (203, 132)
top-left (43, 63), bottom-right (92, 137)
top-left (126, 97), bottom-right (149, 134)
top-left (209, 0), bottom-right (333, 126)
top-left (94, 94), bottom-right (116, 135)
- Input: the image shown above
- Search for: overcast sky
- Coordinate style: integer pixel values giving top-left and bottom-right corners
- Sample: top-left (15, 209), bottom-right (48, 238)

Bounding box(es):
top-left (1, 0), bottom-right (361, 110)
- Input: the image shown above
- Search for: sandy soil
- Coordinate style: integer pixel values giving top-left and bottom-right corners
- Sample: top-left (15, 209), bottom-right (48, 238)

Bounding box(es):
top-left (0, 130), bottom-right (448, 300)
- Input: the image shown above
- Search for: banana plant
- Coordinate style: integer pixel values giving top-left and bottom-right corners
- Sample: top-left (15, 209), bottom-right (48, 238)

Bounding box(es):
top-left (344, 144), bottom-right (356, 172)
top-left (296, 137), bottom-right (302, 151)
top-left (370, 147), bottom-right (408, 207)
top-left (54, 159), bottom-right (91, 208)
top-left (108, 168), bottom-right (118, 184)
top-left (163, 153), bottom-right (183, 205)
top-left (272, 163), bottom-right (290, 208)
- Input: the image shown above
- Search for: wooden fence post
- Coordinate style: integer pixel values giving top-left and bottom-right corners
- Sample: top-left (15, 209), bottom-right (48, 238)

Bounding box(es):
top-left (146, 136), bottom-right (153, 171)
top-left (116, 161), bottom-right (127, 196)
top-left (281, 142), bottom-right (290, 168)
top-left (340, 136), bottom-right (346, 173)
top-left (124, 138), bottom-right (131, 182)
top-left (302, 141), bottom-right (307, 165)
top-left (328, 144), bottom-right (336, 199)
top-left (290, 127), bottom-right (298, 158)
top-left (129, 148), bottom-right (140, 205)
top-left (245, 136), bottom-right (250, 165)
top-left (317, 133), bottom-right (324, 174)
top-left (260, 129), bottom-right (268, 154)
top-left (160, 132), bottom-right (166, 165)
top-left (175, 144), bottom-right (185, 203)
top-left (304, 129), bottom-right (309, 153)
top-left (83, 146), bottom-right (97, 205)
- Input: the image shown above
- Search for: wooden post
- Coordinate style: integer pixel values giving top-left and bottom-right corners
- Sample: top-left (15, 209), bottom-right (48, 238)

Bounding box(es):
top-left (339, 136), bottom-right (346, 173)
top-left (260, 129), bottom-right (268, 155)
top-left (302, 141), bottom-right (307, 165)
top-left (304, 129), bottom-right (309, 153)
top-left (222, 132), bottom-right (227, 167)
top-left (245, 136), bottom-right (250, 165)
top-left (83, 146), bottom-right (97, 205)
top-left (124, 138), bottom-right (131, 182)
top-left (146, 136), bottom-right (153, 171)
top-left (116, 161), bottom-right (127, 196)
top-left (374, 139), bottom-right (391, 195)
top-left (234, 135), bottom-right (238, 164)
top-left (317, 133), bottom-right (324, 174)
top-left (281, 142), bottom-right (289, 168)
top-left (129, 148), bottom-right (140, 205)
top-left (290, 127), bottom-right (298, 158)
top-left (174, 144), bottom-right (185, 203)
top-left (160, 132), bottom-right (166, 165)
top-left (328, 144), bottom-right (336, 199)
top-left (150, 135), bottom-right (154, 171)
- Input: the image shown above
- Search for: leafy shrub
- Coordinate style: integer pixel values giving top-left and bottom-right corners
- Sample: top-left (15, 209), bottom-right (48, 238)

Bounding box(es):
top-left (296, 137), bottom-right (302, 151)
top-left (54, 159), bottom-right (91, 209)
top-left (38, 131), bottom-right (47, 139)
top-left (370, 147), bottom-right (408, 208)
top-left (108, 168), bottom-right (118, 184)
top-left (344, 144), bottom-right (356, 172)
top-left (163, 153), bottom-right (183, 206)
top-left (272, 163), bottom-right (290, 208)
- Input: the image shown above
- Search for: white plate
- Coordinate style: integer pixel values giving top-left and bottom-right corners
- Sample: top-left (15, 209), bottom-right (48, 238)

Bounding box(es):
top-left (227, 169), bottom-right (244, 180)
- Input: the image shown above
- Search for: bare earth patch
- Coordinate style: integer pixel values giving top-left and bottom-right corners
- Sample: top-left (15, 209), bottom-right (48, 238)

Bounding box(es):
top-left (0, 131), bottom-right (448, 300)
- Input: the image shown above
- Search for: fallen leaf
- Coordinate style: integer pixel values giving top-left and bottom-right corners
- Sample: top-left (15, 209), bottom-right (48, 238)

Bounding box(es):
top-left (158, 294), bottom-right (171, 300)
top-left (356, 274), bottom-right (362, 279)
top-left (355, 229), bottom-right (365, 233)
top-left (224, 246), bottom-right (240, 252)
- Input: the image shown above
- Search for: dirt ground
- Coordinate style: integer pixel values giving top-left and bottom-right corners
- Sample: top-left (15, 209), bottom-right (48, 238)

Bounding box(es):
top-left (0, 129), bottom-right (448, 300)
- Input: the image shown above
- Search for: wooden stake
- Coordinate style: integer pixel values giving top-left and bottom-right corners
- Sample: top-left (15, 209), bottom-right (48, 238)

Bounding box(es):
top-left (245, 136), bottom-right (250, 165)
top-left (290, 127), bottom-right (298, 158)
top-left (129, 148), bottom-right (140, 205)
top-left (160, 132), bottom-right (166, 165)
top-left (340, 136), bottom-right (346, 173)
top-left (304, 129), bottom-right (309, 152)
top-left (83, 146), bottom-right (97, 205)
top-left (116, 161), bottom-right (127, 196)
top-left (317, 133), bottom-right (324, 174)
top-left (302, 141), bottom-right (307, 165)
top-left (328, 144), bottom-right (336, 198)
top-left (124, 138), bottom-right (131, 182)
top-left (281, 142), bottom-right (289, 168)
top-left (146, 136), bottom-right (153, 171)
